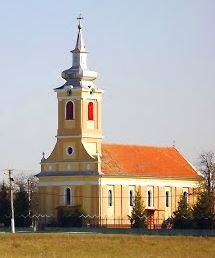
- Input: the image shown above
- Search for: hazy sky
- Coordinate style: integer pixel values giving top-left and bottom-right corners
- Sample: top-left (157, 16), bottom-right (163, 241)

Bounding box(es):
top-left (0, 0), bottom-right (214, 174)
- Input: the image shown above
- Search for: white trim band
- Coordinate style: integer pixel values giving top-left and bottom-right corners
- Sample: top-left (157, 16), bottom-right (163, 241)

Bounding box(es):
top-left (39, 179), bottom-right (198, 188)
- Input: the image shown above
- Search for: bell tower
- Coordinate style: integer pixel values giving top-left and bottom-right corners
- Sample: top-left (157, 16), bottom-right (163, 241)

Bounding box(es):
top-left (41, 16), bottom-right (103, 174)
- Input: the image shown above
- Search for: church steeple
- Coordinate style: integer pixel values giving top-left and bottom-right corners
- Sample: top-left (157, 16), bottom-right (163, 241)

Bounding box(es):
top-left (42, 16), bottom-right (104, 174)
top-left (61, 16), bottom-right (97, 88)
top-left (73, 16), bottom-right (87, 52)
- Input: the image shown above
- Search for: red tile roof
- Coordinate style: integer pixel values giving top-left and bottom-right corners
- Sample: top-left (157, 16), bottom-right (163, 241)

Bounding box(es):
top-left (101, 144), bottom-right (199, 179)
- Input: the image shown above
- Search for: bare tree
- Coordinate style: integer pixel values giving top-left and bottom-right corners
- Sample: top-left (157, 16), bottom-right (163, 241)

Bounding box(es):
top-left (13, 174), bottom-right (39, 216)
top-left (28, 176), bottom-right (39, 216)
top-left (197, 151), bottom-right (215, 222)
top-left (198, 151), bottom-right (215, 194)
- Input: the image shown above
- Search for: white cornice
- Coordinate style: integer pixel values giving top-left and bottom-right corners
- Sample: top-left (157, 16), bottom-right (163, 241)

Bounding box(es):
top-left (41, 160), bottom-right (98, 164)
top-left (57, 96), bottom-right (102, 101)
top-left (56, 134), bottom-right (103, 139)
top-left (39, 179), bottom-right (198, 188)
top-left (100, 179), bottom-right (198, 188)
top-left (39, 181), bottom-right (99, 186)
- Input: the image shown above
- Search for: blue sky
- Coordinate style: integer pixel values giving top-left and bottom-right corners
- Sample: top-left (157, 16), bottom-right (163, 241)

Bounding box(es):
top-left (0, 0), bottom-right (214, 173)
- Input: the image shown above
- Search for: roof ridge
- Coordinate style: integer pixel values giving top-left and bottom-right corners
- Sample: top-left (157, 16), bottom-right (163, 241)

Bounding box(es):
top-left (102, 143), bottom-right (173, 149)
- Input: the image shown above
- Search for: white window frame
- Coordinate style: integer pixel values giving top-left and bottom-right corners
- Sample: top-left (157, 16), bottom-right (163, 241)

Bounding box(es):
top-left (183, 190), bottom-right (189, 203)
top-left (66, 146), bottom-right (74, 156)
top-left (108, 189), bottom-right (113, 207)
top-left (87, 101), bottom-right (94, 121)
top-left (64, 187), bottom-right (72, 206)
top-left (129, 189), bottom-right (135, 207)
top-left (65, 100), bottom-right (75, 120)
top-left (165, 191), bottom-right (170, 208)
top-left (147, 188), bottom-right (153, 208)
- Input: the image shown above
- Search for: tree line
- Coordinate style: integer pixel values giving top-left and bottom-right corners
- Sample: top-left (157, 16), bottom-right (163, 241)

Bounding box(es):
top-left (0, 175), bottom-right (39, 227)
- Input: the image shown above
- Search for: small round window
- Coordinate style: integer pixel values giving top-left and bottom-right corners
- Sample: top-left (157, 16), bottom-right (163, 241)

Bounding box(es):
top-left (67, 146), bottom-right (73, 155)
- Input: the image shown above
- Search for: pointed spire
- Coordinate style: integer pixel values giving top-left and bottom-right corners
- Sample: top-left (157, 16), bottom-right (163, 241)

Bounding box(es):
top-left (60, 15), bottom-right (98, 88)
top-left (74, 15), bottom-right (87, 52)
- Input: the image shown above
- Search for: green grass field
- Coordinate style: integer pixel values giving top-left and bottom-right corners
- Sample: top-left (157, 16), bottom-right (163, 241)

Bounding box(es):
top-left (0, 233), bottom-right (214, 258)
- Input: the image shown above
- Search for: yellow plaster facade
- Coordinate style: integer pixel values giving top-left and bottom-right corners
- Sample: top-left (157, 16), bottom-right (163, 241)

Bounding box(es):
top-left (37, 19), bottom-right (200, 228)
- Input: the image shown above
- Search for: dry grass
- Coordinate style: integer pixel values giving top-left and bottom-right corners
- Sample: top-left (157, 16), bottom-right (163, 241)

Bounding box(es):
top-left (0, 233), bottom-right (214, 258)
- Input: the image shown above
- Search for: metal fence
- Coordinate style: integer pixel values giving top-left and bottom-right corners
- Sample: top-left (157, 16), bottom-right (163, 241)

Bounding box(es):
top-left (0, 226), bottom-right (214, 236)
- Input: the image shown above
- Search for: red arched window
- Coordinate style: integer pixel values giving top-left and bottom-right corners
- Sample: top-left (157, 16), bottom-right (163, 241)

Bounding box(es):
top-left (88, 102), bottom-right (94, 120)
top-left (66, 101), bottom-right (74, 120)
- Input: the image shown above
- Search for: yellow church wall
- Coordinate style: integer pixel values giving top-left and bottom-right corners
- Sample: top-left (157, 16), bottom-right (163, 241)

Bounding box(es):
top-left (121, 185), bottom-right (130, 224)
top-left (100, 184), bottom-right (108, 220)
top-left (154, 185), bottom-right (159, 211)
top-left (114, 185), bottom-right (122, 225)
top-left (38, 184), bottom-right (98, 218)
top-left (44, 186), bottom-right (52, 215)
top-left (38, 186), bottom-right (46, 214)
top-left (58, 99), bottom-right (81, 135)
top-left (171, 187), bottom-right (176, 213)
top-left (98, 176), bottom-right (199, 226)
top-left (64, 120), bottom-right (76, 129)
top-left (42, 137), bottom-right (101, 171)
top-left (62, 142), bottom-right (78, 160)
top-left (56, 90), bottom-right (102, 137)
top-left (91, 185), bottom-right (99, 215)
top-left (38, 174), bottom-right (199, 227)
top-left (140, 186), bottom-right (147, 200)
top-left (82, 184), bottom-right (94, 215)
top-left (175, 187), bottom-right (183, 211)
top-left (158, 186), bottom-right (165, 218)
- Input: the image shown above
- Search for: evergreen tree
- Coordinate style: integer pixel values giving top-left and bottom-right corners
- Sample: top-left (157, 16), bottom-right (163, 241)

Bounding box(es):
top-left (14, 185), bottom-right (31, 227)
top-left (0, 184), bottom-right (10, 226)
top-left (128, 190), bottom-right (146, 228)
top-left (192, 190), bottom-right (215, 229)
top-left (172, 195), bottom-right (193, 229)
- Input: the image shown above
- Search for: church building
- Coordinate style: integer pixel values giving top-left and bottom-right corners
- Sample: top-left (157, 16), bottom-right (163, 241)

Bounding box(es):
top-left (37, 18), bottom-right (200, 228)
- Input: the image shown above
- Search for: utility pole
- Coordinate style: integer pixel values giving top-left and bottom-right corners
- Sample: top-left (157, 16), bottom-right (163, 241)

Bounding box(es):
top-left (8, 169), bottom-right (15, 233)
top-left (27, 179), bottom-right (31, 216)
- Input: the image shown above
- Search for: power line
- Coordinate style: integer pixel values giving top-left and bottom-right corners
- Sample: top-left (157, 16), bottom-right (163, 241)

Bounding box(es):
top-left (30, 191), bottom-right (195, 199)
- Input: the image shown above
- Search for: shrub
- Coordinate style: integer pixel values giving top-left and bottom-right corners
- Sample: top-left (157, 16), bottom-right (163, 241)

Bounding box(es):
top-left (192, 191), bottom-right (215, 229)
top-left (57, 205), bottom-right (86, 227)
top-left (172, 195), bottom-right (193, 229)
top-left (161, 217), bottom-right (173, 229)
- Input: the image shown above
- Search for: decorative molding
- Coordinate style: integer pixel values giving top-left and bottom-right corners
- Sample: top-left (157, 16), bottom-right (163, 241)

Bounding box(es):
top-left (39, 181), bottom-right (98, 186)
top-left (101, 179), bottom-right (198, 188)
top-left (57, 96), bottom-right (102, 101)
top-left (39, 179), bottom-right (198, 188)
top-left (56, 134), bottom-right (103, 139)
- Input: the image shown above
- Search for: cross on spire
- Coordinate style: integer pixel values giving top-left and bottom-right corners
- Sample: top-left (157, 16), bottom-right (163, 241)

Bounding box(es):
top-left (77, 14), bottom-right (83, 29)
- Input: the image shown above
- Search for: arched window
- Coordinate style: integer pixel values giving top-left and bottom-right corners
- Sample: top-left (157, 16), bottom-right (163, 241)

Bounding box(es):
top-left (88, 102), bottom-right (94, 120)
top-left (66, 101), bottom-right (74, 120)
top-left (183, 191), bottom-right (188, 203)
top-left (166, 191), bottom-right (170, 208)
top-left (148, 190), bottom-right (152, 207)
top-left (108, 190), bottom-right (112, 207)
top-left (129, 190), bottom-right (135, 207)
top-left (65, 188), bottom-right (71, 205)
